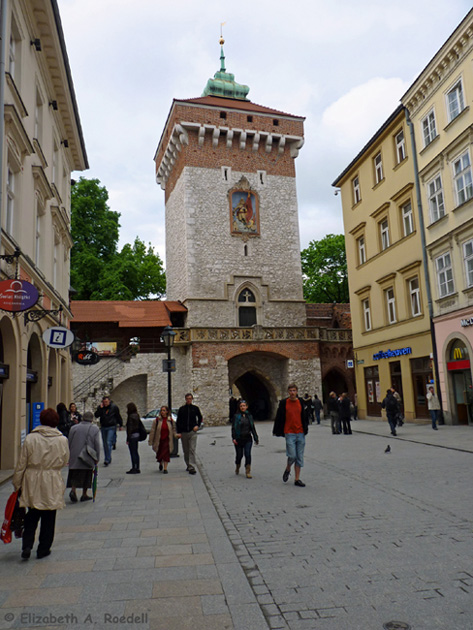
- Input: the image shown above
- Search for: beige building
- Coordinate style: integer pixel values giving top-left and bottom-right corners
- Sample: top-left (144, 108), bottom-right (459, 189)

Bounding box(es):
top-left (333, 106), bottom-right (433, 420)
top-left (401, 9), bottom-right (473, 425)
top-left (0, 0), bottom-right (87, 468)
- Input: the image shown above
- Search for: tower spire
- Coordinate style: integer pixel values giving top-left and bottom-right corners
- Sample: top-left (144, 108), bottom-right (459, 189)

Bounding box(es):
top-left (202, 26), bottom-right (250, 100)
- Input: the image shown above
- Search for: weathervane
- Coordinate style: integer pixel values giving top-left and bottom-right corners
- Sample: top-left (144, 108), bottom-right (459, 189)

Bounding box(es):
top-left (220, 21), bottom-right (225, 45)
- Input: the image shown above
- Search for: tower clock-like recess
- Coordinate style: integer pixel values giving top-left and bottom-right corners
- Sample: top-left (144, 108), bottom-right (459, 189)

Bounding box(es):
top-left (154, 39), bottom-right (321, 424)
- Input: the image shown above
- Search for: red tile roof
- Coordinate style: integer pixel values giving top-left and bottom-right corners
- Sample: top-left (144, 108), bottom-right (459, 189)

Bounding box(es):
top-left (71, 301), bottom-right (187, 328)
top-left (176, 96), bottom-right (305, 120)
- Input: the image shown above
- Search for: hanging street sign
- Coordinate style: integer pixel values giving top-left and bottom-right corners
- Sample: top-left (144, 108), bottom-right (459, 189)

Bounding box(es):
top-left (0, 279), bottom-right (39, 312)
top-left (42, 327), bottom-right (75, 348)
top-left (74, 350), bottom-right (100, 365)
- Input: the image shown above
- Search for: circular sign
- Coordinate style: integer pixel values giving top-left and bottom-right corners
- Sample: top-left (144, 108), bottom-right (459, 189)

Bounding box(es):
top-left (42, 327), bottom-right (75, 348)
top-left (0, 279), bottom-right (39, 312)
top-left (74, 351), bottom-right (100, 365)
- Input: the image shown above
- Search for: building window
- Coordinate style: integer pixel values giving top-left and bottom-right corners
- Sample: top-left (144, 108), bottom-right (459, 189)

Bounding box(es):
top-left (238, 288), bottom-right (257, 326)
top-left (436, 252), bottom-right (455, 298)
top-left (446, 79), bottom-right (465, 122)
top-left (357, 236), bottom-right (366, 265)
top-left (453, 151), bottom-right (473, 206)
top-left (463, 239), bottom-right (473, 288)
top-left (409, 277), bottom-right (421, 317)
top-left (362, 299), bottom-right (371, 331)
top-left (395, 129), bottom-right (406, 163)
top-left (421, 110), bottom-right (437, 147)
top-left (53, 242), bottom-right (58, 289)
top-left (374, 152), bottom-right (383, 184)
top-left (385, 288), bottom-right (396, 324)
top-left (352, 176), bottom-right (361, 204)
top-left (8, 17), bottom-right (21, 84)
top-left (427, 175), bottom-right (445, 223)
top-left (52, 140), bottom-right (59, 184)
top-left (6, 168), bottom-right (15, 235)
top-left (380, 218), bottom-right (390, 250)
top-left (401, 201), bottom-right (414, 236)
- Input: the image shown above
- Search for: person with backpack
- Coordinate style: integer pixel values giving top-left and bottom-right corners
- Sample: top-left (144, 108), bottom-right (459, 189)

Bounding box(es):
top-left (381, 389), bottom-right (400, 436)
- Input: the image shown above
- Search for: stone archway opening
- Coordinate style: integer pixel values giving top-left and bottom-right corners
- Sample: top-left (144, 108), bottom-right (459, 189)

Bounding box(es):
top-left (233, 371), bottom-right (272, 421)
top-left (322, 369), bottom-right (348, 403)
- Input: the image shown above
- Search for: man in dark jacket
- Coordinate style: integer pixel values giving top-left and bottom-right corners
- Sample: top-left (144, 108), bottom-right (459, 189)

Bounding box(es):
top-left (273, 384), bottom-right (309, 487)
top-left (94, 396), bottom-right (122, 466)
top-left (381, 389), bottom-right (400, 436)
top-left (176, 393), bottom-right (203, 475)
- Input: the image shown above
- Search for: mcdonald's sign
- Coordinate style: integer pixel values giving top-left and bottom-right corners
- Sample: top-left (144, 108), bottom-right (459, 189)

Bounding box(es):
top-left (453, 347), bottom-right (464, 360)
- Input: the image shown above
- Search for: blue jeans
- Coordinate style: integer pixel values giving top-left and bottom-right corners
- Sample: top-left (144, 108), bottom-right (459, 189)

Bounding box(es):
top-left (430, 409), bottom-right (438, 429)
top-left (387, 413), bottom-right (397, 434)
top-left (234, 439), bottom-right (253, 466)
top-left (128, 438), bottom-right (140, 469)
top-left (315, 410), bottom-right (321, 424)
top-left (101, 426), bottom-right (116, 464)
top-left (285, 433), bottom-right (305, 468)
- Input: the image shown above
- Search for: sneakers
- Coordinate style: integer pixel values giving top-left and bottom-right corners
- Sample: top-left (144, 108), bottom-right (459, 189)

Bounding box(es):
top-left (188, 469), bottom-right (196, 475)
top-left (283, 469), bottom-right (290, 483)
top-left (69, 490), bottom-right (78, 503)
top-left (294, 480), bottom-right (306, 487)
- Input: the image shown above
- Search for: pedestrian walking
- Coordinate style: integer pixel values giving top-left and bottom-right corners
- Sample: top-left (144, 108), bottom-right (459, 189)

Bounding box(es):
top-left (176, 393), bottom-right (203, 475)
top-left (125, 402), bottom-right (142, 474)
top-left (57, 402), bottom-right (72, 437)
top-left (94, 396), bottom-right (122, 467)
top-left (426, 386), bottom-right (440, 430)
top-left (273, 383), bottom-right (309, 487)
top-left (328, 391), bottom-right (340, 434)
top-left (339, 393), bottom-right (353, 434)
top-left (149, 406), bottom-right (177, 474)
top-left (68, 402), bottom-right (82, 426)
top-left (391, 386), bottom-right (403, 426)
top-left (232, 400), bottom-right (259, 478)
top-left (313, 394), bottom-right (323, 424)
top-left (302, 393), bottom-right (315, 424)
top-left (12, 408), bottom-right (69, 560)
top-left (67, 411), bottom-right (101, 502)
top-left (381, 389), bottom-right (400, 436)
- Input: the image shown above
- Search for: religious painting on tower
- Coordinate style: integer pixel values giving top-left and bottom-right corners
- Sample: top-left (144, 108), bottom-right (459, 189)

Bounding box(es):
top-left (229, 189), bottom-right (260, 236)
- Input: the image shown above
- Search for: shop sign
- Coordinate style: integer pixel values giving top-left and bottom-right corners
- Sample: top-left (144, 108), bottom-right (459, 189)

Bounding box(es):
top-left (42, 327), bottom-right (75, 348)
top-left (32, 403), bottom-right (44, 431)
top-left (74, 351), bottom-right (100, 365)
top-left (373, 347), bottom-right (412, 361)
top-left (461, 317), bottom-right (473, 327)
top-left (0, 279), bottom-right (39, 312)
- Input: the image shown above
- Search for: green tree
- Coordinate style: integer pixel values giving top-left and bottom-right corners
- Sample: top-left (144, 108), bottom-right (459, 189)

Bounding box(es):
top-left (301, 234), bottom-right (349, 303)
top-left (70, 177), bottom-right (165, 300)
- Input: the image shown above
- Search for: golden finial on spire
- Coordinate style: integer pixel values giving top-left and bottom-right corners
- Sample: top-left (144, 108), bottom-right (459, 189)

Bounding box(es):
top-left (219, 22), bottom-right (225, 45)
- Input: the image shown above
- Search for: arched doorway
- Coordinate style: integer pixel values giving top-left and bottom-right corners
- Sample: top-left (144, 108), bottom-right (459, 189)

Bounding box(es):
top-left (446, 338), bottom-right (473, 425)
top-left (233, 371), bottom-right (272, 420)
top-left (27, 333), bottom-right (43, 433)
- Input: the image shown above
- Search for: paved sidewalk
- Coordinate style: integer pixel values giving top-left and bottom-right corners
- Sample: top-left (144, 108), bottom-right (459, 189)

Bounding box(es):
top-left (0, 430), bottom-right (267, 630)
top-left (1, 418), bottom-right (472, 630)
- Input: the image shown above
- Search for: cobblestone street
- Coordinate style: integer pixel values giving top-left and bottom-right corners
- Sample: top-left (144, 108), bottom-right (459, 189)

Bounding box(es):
top-left (0, 418), bottom-right (472, 630)
top-left (198, 419), bottom-right (473, 630)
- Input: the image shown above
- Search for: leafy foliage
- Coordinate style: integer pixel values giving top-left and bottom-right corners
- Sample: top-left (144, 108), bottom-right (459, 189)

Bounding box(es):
top-left (70, 178), bottom-right (165, 300)
top-left (301, 234), bottom-right (349, 303)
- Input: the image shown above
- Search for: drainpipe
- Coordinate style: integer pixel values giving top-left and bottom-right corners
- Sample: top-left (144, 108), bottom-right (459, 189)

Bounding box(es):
top-left (0, 0), bottom-right (7, 252)
top-left (405, 107), bottom-right (444, 419)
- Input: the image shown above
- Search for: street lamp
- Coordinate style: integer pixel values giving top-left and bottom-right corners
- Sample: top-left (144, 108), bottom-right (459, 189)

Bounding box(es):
top-left (161, 325), bottom-right (176, 411)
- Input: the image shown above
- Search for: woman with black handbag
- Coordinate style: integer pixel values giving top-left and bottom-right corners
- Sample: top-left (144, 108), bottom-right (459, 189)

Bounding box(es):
top-left (126, 402), bottom-right (145, 474)
top-left (67, 411), bottom-right (101, 503)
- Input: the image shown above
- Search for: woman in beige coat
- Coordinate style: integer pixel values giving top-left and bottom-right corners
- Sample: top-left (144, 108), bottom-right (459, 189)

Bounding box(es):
top-left (12, 408), bottom-right (69, 560)
top-left (149, 406), bottom-right (176, 474)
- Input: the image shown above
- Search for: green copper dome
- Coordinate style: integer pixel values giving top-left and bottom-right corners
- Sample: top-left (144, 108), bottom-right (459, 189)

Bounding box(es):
top-left (202, 39), bottom-right (250, 100)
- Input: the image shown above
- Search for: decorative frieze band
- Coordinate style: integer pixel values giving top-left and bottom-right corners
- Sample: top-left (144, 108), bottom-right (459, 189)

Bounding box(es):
top-left (172, 326), bottom-right (352, 344)
top-left (155, 121), bottom-right (304, 189)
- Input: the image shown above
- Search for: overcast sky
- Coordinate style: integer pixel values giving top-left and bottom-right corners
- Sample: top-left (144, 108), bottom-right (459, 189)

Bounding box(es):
top-left (58, 0), bottom-right (472, 264)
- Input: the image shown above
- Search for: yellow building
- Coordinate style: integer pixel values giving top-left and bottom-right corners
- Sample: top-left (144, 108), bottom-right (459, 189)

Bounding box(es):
top-left (401, 9), bottom-right (473, 425)
top-left (0, 0), bottom-right (88, 468)
top-left (333, 106), bottom-right (433, 420)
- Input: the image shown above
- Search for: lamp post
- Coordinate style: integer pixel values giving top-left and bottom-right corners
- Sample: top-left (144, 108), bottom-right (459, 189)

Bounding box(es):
top-left (161, 325), bottom-right (176, 410)
top-left (161, 325), bottom-right (177, 456)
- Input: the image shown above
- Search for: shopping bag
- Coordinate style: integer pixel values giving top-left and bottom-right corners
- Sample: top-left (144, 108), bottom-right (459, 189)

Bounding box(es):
top-left (0, 491), bottom-right (19, 544)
